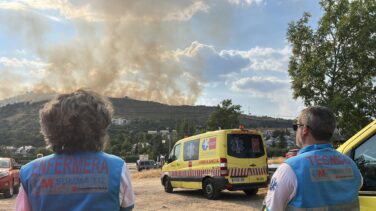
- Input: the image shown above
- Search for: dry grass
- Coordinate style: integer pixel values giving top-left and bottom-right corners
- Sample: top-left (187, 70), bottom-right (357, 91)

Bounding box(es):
top-left (131, 169), bottom-right (162, 180)
top-left (268, 157), bottom-right (285, 164)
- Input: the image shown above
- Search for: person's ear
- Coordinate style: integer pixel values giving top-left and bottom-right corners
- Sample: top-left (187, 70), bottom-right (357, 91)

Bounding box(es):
top-left (302, 125), bottom-right (310, 135)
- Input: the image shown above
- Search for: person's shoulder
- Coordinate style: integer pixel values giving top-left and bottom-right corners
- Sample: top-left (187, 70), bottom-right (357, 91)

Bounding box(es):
top-left (276, 163), bottom-right (296, 174)
top-left (270, 163), bottom-right (297, 188)
top-left (100, 152), bottom-right (125, 163)
top-left (21, 154), bottom-right (56, 173)
top-left (332, 150), bottom-right (356, 163)
top-left (284, 153), bottom-right (304, 164)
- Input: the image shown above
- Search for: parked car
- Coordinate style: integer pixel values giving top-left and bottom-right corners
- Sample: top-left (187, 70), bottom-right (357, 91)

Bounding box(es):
top-left (285, 148), bottom-right (300, 158)
top-left (136, 160), bottom-right (157, 171)
top-left (0, 158), bottom-right (21, 198)
top-left (337, 120), bottom-right (376, 211)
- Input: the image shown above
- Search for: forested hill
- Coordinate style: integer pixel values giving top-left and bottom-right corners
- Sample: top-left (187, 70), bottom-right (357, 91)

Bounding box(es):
top-left (111, 97), bottom-right (214, 122)
top-left (0, 96), bottom-right (292, 147)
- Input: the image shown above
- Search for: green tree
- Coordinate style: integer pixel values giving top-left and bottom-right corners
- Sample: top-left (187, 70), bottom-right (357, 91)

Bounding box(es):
top-left (121, 140), bottom-right (132, 155)
top-left (287, 0), bottom-right (376, 138)
top-left (34, 147), bottom-right (53, 156)
top-left (272, 130), bottom-right (288, 148)
top-left (272, 130), bottom-right (284, 138)
top-left (207, 99), bottom-right (242, 130)
top-left (177, 120), bottom-right (196, 139)
top-left (277, 135), bottom-right (287, 149)
top-left (0, 146), bottom-right (12, 157)
top-left (149, 134), bottom-right (168, 160)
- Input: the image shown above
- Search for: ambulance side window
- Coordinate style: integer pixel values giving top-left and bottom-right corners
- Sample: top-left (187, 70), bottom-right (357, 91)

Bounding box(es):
top-left (183, 140), bottom-right (200, 161)
top-left (171, 144), bottom-right (181, 161)
top-left (354, 133), bottom-right (376, 192)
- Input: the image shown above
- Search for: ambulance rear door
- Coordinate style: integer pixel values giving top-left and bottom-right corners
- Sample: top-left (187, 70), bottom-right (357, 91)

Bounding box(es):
top-left (226, 132), bottom-right (267, 184)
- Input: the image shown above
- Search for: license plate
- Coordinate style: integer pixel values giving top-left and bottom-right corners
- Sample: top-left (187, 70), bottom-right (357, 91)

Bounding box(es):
top-left (232, 177), bottom-right (245, 183)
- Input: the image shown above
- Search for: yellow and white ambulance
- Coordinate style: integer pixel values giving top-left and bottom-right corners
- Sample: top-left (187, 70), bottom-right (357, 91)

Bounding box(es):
top-left (161, 127), bottom-right (268, 199)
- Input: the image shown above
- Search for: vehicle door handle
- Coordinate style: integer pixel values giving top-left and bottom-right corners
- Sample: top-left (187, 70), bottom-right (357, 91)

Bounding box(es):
top-left (249, 164), bottom-right (256, 167)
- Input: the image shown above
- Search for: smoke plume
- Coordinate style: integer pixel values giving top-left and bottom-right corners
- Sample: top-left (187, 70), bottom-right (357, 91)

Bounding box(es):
top-left (0, 0), bottom-right (253, 104)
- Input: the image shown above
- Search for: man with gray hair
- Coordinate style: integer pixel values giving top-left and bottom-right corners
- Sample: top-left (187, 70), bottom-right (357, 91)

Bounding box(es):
top-left (265, 106), bottom-right (362, 211)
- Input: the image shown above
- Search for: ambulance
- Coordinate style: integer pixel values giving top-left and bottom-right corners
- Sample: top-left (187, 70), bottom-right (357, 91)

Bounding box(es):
top-left (337, 120), bottom-right (376, 211)
top-left (161, 127), bottom-right (268, 199)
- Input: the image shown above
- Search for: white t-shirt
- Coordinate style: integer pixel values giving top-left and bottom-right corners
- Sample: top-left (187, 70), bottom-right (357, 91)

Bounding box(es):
top-left (265, 163), bottom-right (297, 211)
top-left (119, 162), bottom-right (136, 208)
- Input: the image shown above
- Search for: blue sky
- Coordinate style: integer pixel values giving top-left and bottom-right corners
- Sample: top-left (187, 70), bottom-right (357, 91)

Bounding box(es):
top-left (0, 0), bottom-right (323, 118)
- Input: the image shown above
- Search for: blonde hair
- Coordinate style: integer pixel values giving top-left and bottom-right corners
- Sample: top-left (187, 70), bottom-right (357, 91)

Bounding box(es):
top-left (40, 89), bottom-right (113, 153)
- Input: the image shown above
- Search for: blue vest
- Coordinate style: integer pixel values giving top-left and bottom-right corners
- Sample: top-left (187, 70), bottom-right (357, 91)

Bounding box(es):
top-left (20, 151), bottom-right (124, 211)
top-left (285, 144), bottom-right (361, 210)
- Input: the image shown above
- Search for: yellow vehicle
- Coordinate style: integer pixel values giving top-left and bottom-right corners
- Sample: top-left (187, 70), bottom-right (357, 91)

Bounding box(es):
top-left (161, 127), bottom-right (268, 199)
top-left (337, 120), bottom-right (376, 211)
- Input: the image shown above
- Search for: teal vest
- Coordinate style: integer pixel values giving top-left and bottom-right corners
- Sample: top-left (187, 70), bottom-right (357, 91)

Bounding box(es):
top-left (20, 152), bottom-right (124, 211)
top-left (285, 144), bottom-right (361, 210)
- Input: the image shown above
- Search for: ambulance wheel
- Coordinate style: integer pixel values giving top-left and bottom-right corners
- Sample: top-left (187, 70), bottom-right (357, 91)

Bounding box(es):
top-left (203, 178), bottom-right (220, 200)
top-left (164, 177), bottom-right (173, 193)
top-left (244, 188), bottom-right (258, 196)
top-left (4, 182), bottom-right (14, 198)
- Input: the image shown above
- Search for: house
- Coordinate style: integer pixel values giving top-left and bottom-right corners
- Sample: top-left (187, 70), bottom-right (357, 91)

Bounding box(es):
top-left (15, 146), bottom-right (36, 157)
top-left (112, 118), bottom-right (129, 125)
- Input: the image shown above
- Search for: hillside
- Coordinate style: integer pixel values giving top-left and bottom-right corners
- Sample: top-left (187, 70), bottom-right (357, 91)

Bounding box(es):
top-left (0, 96), bottom-right (293, 147)
top-left (0, 101), bottom-right (45, 147)
top-left (111, 97), bottom-right (214, 123)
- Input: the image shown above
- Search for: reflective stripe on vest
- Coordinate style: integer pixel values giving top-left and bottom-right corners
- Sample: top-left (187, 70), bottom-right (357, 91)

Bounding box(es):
top-left (20, 151), bottom-right (124, 211)
top-left (285, 144), bottom-right (361, 210)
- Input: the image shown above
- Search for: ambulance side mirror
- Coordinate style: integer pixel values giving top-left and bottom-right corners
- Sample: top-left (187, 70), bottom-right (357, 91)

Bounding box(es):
top-left (167, 155), bottom-right (176, 163)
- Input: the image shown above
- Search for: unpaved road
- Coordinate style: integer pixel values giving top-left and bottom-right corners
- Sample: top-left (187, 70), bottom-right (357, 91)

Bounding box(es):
top-left (0, 177), bottom-right (265, 211)
top-left (0, 165), bottom-right (265, 210)
top-left (0, 196), bottom-right (14, 211)
top-left (133, 177), bottom-right (266, 211)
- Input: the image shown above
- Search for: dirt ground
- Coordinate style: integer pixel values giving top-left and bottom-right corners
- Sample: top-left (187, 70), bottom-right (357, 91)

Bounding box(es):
top-left (0, 164), bottom-right (266, 211)
top-left (133, 177), bottom-right (266, 211)
top-left (0, 196), bottom-right (14, 211)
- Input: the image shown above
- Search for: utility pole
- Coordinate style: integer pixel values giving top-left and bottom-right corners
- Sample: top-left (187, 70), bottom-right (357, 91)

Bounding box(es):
top-left (167, 127), bottom-right (172, 152)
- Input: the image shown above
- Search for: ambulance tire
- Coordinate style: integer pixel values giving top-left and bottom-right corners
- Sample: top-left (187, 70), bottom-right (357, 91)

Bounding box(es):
top-left (4, 181), bottom-right (14, 198)
top-left (164, 177), bottom-right (173, 193)
top-left (203, 178), bottom-right (220, 200)
top-left (243, 188), bottom-right (258, 196)
top-left (13, 179), bottom-right (20, 194)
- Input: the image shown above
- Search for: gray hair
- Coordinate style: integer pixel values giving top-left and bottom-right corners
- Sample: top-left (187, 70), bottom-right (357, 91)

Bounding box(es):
top-left (299, 106), bottom-right (336, 141)
top-left (40, 89), bottom-right (113, 153)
